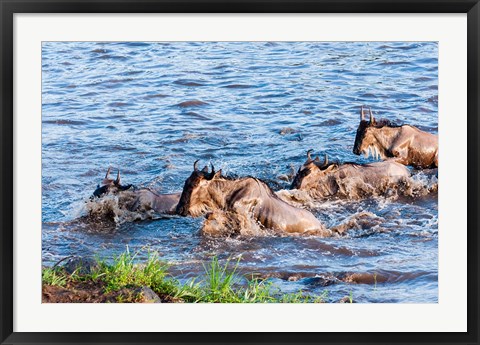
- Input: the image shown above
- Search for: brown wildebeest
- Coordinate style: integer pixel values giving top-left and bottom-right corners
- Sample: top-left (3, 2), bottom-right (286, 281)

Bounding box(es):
top-left (291, 150), bottom-right (410, 199)
top-left (91, 168), bottom-right (180, 215)
top-left (353, 106), bottom-right (438, 168)
top-left (176, 160), bottom-right (332, 237)
top-left (129, 189), bottom-right (181, 215)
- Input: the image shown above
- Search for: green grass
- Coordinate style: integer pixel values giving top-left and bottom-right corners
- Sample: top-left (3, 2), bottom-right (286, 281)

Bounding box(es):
top-left (96, 251), bottom-right (170, 293)
top-left (42, 267), bottom-right (68, 287)
top-left (42, 251), bottom-right (327, 303)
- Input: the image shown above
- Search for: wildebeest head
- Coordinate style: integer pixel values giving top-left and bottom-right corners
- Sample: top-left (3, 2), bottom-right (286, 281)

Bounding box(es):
top-left (176, 160), bottom-right (222, 217)
top-left (91, 168), bottom-right (133, 199)
top-left (290, 150), bottom-right (336, 189)
top-left (353, 106), bottom-right (398, 160)
top-left (353, 105), bottom-right (377, 156)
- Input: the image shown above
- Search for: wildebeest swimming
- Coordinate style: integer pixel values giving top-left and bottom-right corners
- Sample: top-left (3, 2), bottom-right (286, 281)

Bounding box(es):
top-left (91, 168), bottom-right (180, 216)
top-left (176, 160), bottom-right (333, 237)
top-left (353, 106), bottom-right (438, 168)
top-left (92, 167), bottom-right (133, 198)
top-left (84, 104), bottom-right (436, 233)
top-left (290, 150), bottom-right (410, 199)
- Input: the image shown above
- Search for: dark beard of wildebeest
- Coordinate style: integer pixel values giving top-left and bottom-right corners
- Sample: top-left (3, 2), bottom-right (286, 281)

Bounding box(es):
top-left (176, 160), bottom-right (332, 237)
top-left (91, 168), bottom-right (180, 215)
top-left (353, 106), bottom-right (438, 169)
top-left (291, 150), bottom-right (410, 199)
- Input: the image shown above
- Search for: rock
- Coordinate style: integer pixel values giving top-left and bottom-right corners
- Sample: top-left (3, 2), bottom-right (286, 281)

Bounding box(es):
top-left (317, 119), bottom-right (342, 127)
top-left (62, 256), bottom-right (98, 275)
top-left (277, 174), bottom-right (290, 182)
top-left (339, 296), bottom-right (356, 303)
top-left (135, 286), bottom-right (162, 303)
top-left (279, 127), bottom-right (298, 135)
top-left (302, 275), bottom-right (337, 287)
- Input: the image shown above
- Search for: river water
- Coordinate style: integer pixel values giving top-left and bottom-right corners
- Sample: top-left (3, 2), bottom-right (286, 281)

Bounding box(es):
top-left (42, 41), bottom-right (438, 303)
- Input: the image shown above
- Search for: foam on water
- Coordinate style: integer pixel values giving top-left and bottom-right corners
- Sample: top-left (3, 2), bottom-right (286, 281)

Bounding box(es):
top-left (84, 192), bottom-right (158, 225)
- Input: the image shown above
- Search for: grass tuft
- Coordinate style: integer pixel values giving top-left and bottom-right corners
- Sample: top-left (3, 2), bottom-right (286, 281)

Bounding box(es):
top-left (42, 251), bottom-right (327, 303)
top-left (42, 267), bottom-right (67, 287)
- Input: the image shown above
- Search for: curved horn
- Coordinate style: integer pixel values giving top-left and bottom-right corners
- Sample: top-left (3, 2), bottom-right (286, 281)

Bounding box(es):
top-left (307, 149), bottom-right (314, 161)
top-left (324, 154), bottom-right (328, 166)
top-left (115, 170), bottom-right (121, 185)
top-left (193, 159), bottom-right (200, 171)
top-left (369, 107), bottom-right (374, 123)
top-left (360, 105), bottom-right (365, 121)
top-left (105, 167), bottom-right (111, 179)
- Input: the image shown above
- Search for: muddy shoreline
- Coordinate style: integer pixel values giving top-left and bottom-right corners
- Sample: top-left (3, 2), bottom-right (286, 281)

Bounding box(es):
top-left (42, 255), bottom-right (355, 303)
top-left (43, 282), bottom-right (179, 303)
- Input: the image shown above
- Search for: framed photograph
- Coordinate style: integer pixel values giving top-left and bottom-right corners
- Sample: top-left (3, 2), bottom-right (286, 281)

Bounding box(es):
top-left (1, 1), bottom-right (479, 344)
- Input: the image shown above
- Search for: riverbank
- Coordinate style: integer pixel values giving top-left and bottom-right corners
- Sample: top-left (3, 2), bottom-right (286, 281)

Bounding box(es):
top-left (42, 252), bottom-right (331, 303)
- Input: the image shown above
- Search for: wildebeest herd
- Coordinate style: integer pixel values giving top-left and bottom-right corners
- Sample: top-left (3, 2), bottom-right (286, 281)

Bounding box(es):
top-left (89, 106), bottom-right (438, 237)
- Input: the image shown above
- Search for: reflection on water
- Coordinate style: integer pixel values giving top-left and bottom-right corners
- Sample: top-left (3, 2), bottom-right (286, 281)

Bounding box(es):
top-left (42, 42), bottom-right (438, 303)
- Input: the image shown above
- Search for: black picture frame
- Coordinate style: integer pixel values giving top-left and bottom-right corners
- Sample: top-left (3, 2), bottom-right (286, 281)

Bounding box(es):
top-left (1, 1), bottom-right (479, 344)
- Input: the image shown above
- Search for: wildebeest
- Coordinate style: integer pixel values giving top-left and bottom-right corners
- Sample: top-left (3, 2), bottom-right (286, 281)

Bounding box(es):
top-left (353, 106), bottom-right (438, 168)
top-left (176, 160), bottom-right (332, 237)
top-left (92, 167), bottom-right (133, 198)
top-left (91, 168), bottom-right (180, 215)
top-left (291, 150), bottom-right (410, 199)
top-left (128, 189), bottom-right (181, 215)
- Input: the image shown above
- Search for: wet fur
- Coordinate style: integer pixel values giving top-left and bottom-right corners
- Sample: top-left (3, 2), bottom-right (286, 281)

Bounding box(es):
top-left (130, 189), bottom-right (180, 214)
top-left (176, 170), bottom-right (332, 237)
top-left (353, 118), bottom-right (438, 168)
top-left (92, 173), bottom-right (180, 216)
top-left (291, 158), bottom-right (410, 199)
